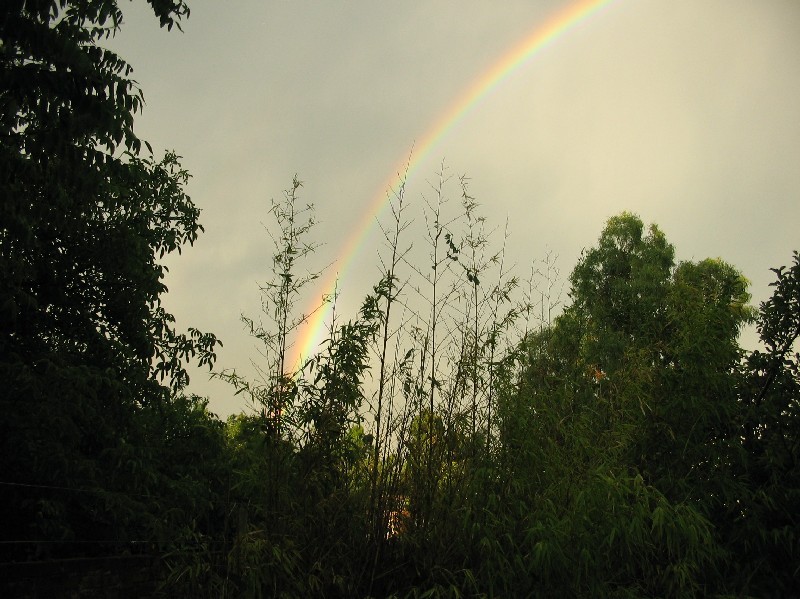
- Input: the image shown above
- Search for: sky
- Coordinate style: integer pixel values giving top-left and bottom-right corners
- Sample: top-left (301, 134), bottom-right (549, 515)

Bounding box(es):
top-left (107, 0), bottom-right (800, 418)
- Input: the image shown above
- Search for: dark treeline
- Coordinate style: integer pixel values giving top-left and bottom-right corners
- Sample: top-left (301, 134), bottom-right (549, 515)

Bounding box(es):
top-left (2, 2), bottom-right (798, 598)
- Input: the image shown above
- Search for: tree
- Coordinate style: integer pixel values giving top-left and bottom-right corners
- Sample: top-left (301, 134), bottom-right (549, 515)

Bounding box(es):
top-left (566, 214), bottom-right (752, 506)
top-left (495, 213), bottom-right (753, 595)
top-left (735, 251), bottom-right (800, 597)
top-left (569, 211), bottom-right (675, 373)
top-left (0, 0), bottom-right (220, 567)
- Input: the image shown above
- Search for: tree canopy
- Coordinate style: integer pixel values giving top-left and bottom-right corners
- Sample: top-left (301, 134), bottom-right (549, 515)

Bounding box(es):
top-left (1, 0), bottom-right (222, 585)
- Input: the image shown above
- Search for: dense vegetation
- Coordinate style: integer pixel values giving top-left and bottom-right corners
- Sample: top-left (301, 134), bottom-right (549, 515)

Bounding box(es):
top-left (2, 2), bottom-right (798, 597)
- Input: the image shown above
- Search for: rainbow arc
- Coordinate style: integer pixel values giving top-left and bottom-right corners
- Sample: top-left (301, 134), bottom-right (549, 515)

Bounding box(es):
top-left (291, 0), bottom-right (618, 371)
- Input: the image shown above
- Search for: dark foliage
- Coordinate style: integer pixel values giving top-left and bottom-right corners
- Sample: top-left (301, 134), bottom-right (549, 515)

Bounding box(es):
top-left (1, 1), bottom-right (223, 590)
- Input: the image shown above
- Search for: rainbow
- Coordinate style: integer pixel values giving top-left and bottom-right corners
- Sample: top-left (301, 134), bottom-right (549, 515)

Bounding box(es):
top-left (290, 0), bottom-right (618, 371)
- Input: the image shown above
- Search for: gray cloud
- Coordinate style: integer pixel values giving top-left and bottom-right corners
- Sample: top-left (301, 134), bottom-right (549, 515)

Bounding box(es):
top-left (109, 0), bottom-right (800, 417)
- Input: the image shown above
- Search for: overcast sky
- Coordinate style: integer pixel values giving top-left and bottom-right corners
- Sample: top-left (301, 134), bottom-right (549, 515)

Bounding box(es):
top-left (108, 1), bottom-right (800, 418)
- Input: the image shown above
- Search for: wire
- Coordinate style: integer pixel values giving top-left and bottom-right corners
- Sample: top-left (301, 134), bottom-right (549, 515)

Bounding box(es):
top-left (0, 539), bottom-right (230, 546)
top-left (0, 540), bottom-right (156, 545)
top-left (1, 480), bottom-right (111, 494)
top-left (0, 479), bottom-right (215, 500)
